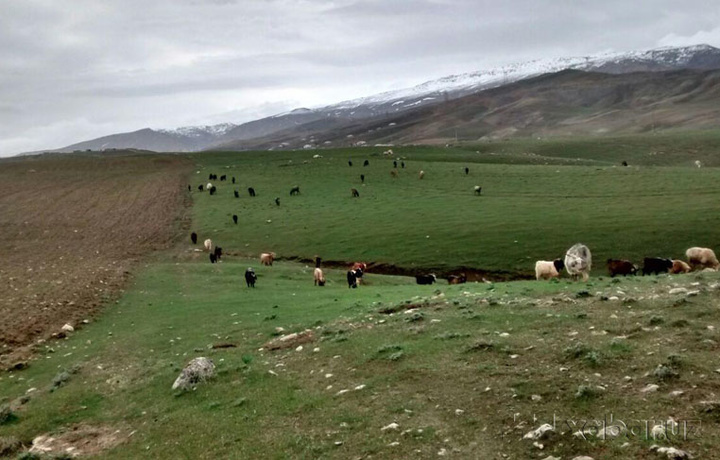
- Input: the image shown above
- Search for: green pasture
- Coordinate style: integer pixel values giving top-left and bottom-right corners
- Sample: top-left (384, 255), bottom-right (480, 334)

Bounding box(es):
top-left (3, 257), bottom-right (720, 459)
top-left (191, 143), bottom-right (720, 276)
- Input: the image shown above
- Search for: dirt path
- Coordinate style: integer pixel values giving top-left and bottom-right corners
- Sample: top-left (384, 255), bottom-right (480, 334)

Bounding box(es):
top-left (0, 153), bottom-right (192, 367)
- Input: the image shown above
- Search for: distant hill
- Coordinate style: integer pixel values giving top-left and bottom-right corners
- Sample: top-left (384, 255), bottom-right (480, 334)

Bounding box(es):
top-left (49, 44), bottom-right (720, 153)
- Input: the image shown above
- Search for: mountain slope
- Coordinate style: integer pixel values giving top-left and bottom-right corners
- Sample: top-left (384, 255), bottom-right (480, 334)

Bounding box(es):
top-left (54, 44), bottom-right (720, 153)
top-left (211, 68), bottom-right (720, 150)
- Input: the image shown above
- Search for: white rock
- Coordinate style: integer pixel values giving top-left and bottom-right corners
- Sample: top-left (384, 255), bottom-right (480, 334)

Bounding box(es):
top-left (531, 394), bottom-right (542, 401)
top-left (641, 384), bottom-right (660, 393)
top-left (499, 332), bottom-right (510, 337)
top-left (669, 288), bottom-right (688, 295)
top-left (650, 445), bottom-right (692, 459)
top-left (381, 422), bottom-right (400, 431)
top-left (572, 457), bottom-right (595, 460)
top-left (61, 324), bottom-right (74, 332)
top-left (389, 441), bottom-right (400, 447)
top-left (354, 384), bottom-right (366, 391)
top-left (523, 423), bottom-right (554, 440)
top-left (670, 390), bottom-right (684, 397)
top-left (295, 346), bottom-right (303, 352)
top-left (438, 448), bottom-right (448, 456)
top-left (597, 425), bottom-right (623, 438)
top-left (455, 409), bottom-right (464, 415)
top-left (171, 357), bottom-right (215, 390)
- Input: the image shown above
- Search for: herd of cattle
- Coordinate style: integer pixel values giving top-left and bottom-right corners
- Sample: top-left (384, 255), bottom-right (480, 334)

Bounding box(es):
top-left (190, 167), bottom-right (715, 288)
top-left (535, 244), bottom-right (719, 281)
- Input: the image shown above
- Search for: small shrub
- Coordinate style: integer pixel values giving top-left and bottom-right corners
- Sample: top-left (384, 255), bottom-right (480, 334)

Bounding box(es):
top-left (387, 351), bottom-right (405, 361)
top-left (434, 332), bottom-right (470, 340)
top-left (465, 340), bottom-right (494, 352)
top-left (575, 385), bottom-right (600, 400)
top-left (0, 405), bottom-right (16, 425)
top-left (649, 316), bottom-right (665, 326)
top-left (0, 436), bottom-right (22, 457)
top-left (653, 364), bottom-right (679, 381)
top-left (583, 351), bottom-right (601, 367)
top-left (576, 290), bottom-right (591, 298)
top-left (666, 354), bottom-right (684, 368)
top-left (241, 355), bottom-right (253, 365)
top-left (16, 453), bottom-right (41, 460)
top-left (405, 312), bottom-right (424, 323)
top-left (564, 342), bottom-right (590, 360)
top-left (670, 319), bottom-right (690, 328)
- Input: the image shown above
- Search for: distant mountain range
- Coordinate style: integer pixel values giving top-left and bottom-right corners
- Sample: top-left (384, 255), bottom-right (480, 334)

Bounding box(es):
top-left (53, 44), bottom-right (720, 153)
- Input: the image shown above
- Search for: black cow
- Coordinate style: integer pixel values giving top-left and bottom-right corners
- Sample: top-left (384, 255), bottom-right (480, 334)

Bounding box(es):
top-left (351, 188), bottom-right (360, 197)
top-left (248, 187), bottom-right (256, 197)
top-left (209, 185), bottom-right (217, 195)
top-left (188, 185), bottom-right (191, 192)
top-left (275, 197), bottom-right (280, 206)
top-left (220, 175), bottom-right (226, 181)
top-left (245, 268), bottom-right (257, 287)
top-left (232, 214), bottom-right (238, 224)
top-left (232, 177), bottom-right (236, 184)
top-left (290, 186), bottom-right (300, 196)
top-left (234, 190), bottom-right (239, 198)
top-left (214, 246), bottom-right (223, 261)
top-left (209, 253), bottom-right (217, 264)
top-left (401, 161), bottom-right (405, 169)
top-left (393, 160), bottom-right (397, 168)
top-left (642, 257), bottom-right (673, 275)
top-left (415, 274), bottom-right (437, 285)
top-left (198, 185), bottom-right (204, 191)
top-left (191, 232), bottom-right (198, 245)
top-left (465, 167), bottom-right (469, 175)
top-left (622, 161), bottom-right (628, 167)
top-left (363, 160), bottom-right (369, 167)
top-left (348, 160), bottom-right (353, 167)
top-left (360, 174), bottom-right (365, 183)
top-left (347, 269), bottom-right (360, 288)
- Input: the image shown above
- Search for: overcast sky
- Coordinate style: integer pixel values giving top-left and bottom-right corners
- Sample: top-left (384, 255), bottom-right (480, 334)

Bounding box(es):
top-left (1, 0), bottom-right (719, 156)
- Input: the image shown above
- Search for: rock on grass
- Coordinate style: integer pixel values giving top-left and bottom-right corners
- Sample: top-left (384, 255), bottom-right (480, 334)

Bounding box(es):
top-left (172, 357), bottom-right (215, 391)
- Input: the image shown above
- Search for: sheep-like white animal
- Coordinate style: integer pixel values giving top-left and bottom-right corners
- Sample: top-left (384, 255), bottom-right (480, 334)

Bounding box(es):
top-left (695, 160), bottom-right (702, 168)
top-left (204, 239), bottom-right (213, 252)
top-left (314, 268), bottom-right (325, 286)
top-left (564, 243), bottom-right (592, 281)
top-left (535, 260), bottom-right (564, 280)
top-left (686, 247), bottom-right (719, 270)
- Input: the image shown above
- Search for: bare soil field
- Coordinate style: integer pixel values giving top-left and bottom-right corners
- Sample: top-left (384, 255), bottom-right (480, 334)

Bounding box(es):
top-left (0, 153), bottom-right (191, 367)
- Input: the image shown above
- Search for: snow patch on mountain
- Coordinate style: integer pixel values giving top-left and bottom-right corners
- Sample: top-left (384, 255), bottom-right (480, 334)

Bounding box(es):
top-left (159, 123), bottom-right (237, 138)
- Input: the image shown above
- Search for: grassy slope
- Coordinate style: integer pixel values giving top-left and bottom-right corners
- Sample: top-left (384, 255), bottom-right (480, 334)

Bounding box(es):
top-left (2, 259), bottom-right (720, 459)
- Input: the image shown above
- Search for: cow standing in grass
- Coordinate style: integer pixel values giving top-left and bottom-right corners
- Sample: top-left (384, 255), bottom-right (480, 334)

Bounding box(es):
top-left (245, 268), bottom-right (257, 287)
top-left (290, 186), bottom-right (300, 196)
top-left (191, 232), bottom-right (198, 245)
top-left (248, 187), bottom-right (256, 197)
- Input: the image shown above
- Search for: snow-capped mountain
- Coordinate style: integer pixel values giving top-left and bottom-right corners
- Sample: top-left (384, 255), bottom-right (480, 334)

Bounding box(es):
top-left (158, 123), bottom-right (237, 138)
top-left (54, 44), bottom-right (720, 153)
top-left (325, 44), bottom-right (720, 112)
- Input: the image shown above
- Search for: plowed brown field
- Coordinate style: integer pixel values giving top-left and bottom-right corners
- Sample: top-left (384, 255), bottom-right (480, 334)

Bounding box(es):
top-left (0, 153), bottom-right (191, 367)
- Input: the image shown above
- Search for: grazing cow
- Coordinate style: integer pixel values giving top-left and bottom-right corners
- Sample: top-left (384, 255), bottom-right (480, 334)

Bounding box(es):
top-left (204, 239), bottom-right (213, 252)
top-left (220, 175), bottom-right (226, 181)
top-left (275, 197), bottom-right (280, 206)
top-left (289, 186), bottom-right (300, 196)
top-left (671, 259), bottom-right (691, 274)
top-left (234, 190), bottom-right (239, 198)
top-left (347, 269), bottom-right (362, 288)
top-left (360, 174), bottom-right (365, 183)
top-left (363, 160), bottom-right (369, 166)
top-left (260, 252), bottom-right (276, 266)
top-left (465, 167), bottom-right (469, 175)
top-left (351, 188), bottom-right (359, 197)
top-left (191, 232), bottom-right (198, 244)
top-left (606, 259), bottom-right (637, 277)
top-left (393, 160), bottom-right (397, 168)
top-left (391, 169), bottom-right (398, 178)
top-left (198, 185), bottom-right (204, 191)
top-left (232, 214), bottom-right (238, 224)
top-left (214, 246), bottom-right (223, 261)
top-left (248, 187), bottom-right (256, 197)
top-left (209, 253), bottom-right (217, 263)
top-left (642, 257), bottom-right (673, 275)
top-left (348, 160), bottom-right (353, 167)
top-left (208, 173), bottom-right (213, 180)
top-left (350, 263), bottom-right (366, 285)
top-left (621, 161), bottom-right (628, 167)
top-left (245, 268), bottom-right (257, 287)
top-left (415, 274), bottom-right (437, 285)
top-left (565, 243), bottom-right (592, 281)
top-left (401, 161), bottom-right (405, 169)
top-left (187, 185), bottom-right (191, 192)
top-left (314, 268), bottom-right (326, 286)
top-left (419, 170), bottom-right (425, 180)
top-left (686, 247), bottom-right (720, 270)
top-left (474, 186), bottom-right (482, 195)
top-left (447, 274), bottom-right (467, 284)
top-left (535, 259), bottom-right (564, 280)
top-left (209, 185), bottom-right (217, 195)
top-left (232, 177), bottom-right (236, 184)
